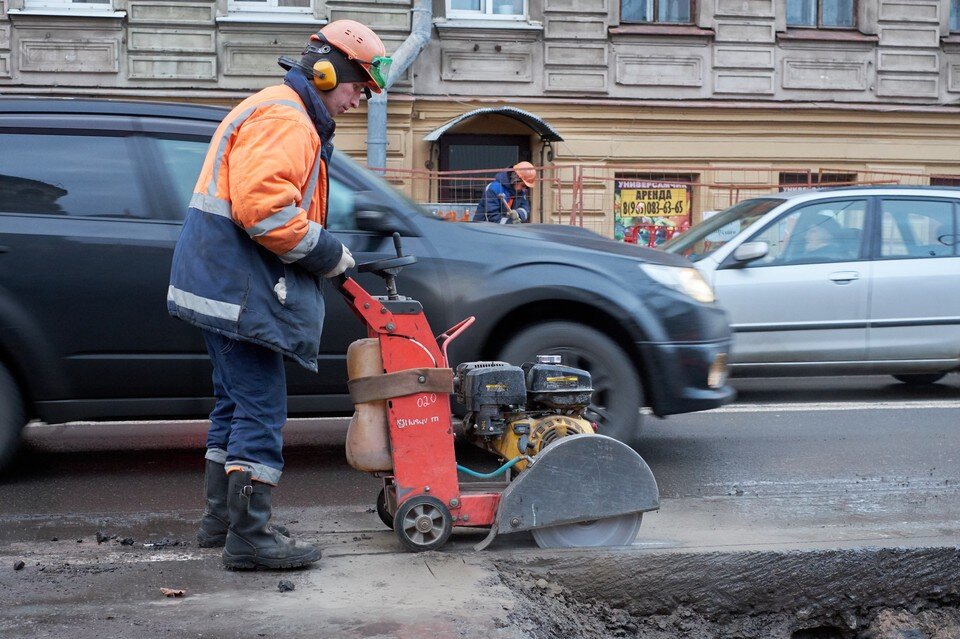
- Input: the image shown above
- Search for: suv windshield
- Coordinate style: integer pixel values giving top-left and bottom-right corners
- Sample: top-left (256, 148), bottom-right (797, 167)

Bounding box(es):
top-left (660, 197), bottom-right (784, 261)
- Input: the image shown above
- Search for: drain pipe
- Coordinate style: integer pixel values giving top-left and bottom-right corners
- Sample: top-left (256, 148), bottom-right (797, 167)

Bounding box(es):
top-left (366, 0), bottom-right (432, 172)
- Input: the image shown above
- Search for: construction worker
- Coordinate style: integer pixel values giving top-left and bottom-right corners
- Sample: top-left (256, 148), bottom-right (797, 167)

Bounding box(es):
top-left (166, 20), bottom-right (391, 570)
top-left (473, 161), bottom-right (537, 224)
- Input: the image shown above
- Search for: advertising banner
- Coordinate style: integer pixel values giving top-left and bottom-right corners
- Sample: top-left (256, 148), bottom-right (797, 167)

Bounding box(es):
top-left (614, 180), bottom-right (691, 246)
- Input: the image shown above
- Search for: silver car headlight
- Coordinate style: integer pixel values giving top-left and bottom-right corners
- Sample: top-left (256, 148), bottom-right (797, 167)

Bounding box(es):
top-left (640, 263), bottom-right (716, 304)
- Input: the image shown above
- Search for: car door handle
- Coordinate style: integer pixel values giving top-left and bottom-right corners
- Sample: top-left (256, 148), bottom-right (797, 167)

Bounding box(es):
top-left (0, 245), bottom-right (8, 253)
top-left (828, 271), bottom-right (859, 283)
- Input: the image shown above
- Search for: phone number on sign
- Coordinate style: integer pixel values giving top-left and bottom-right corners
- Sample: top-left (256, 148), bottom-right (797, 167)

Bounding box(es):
top-left (620, 199), bottom-right (686, 216)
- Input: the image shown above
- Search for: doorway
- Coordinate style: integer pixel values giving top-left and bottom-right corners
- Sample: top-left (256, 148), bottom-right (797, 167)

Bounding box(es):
top-left (439, 133), bottom-right (531, 205)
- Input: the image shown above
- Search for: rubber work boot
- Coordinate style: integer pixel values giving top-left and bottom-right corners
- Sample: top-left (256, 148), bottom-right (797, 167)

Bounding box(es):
top-left (196, 460), bottom-right (289, 548)
top-left (222, 470), bottom-right (321, 570)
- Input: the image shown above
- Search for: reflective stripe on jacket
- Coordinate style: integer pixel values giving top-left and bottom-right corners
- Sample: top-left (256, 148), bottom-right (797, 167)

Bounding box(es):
top-left (167, 80), bottom-right (343, 371)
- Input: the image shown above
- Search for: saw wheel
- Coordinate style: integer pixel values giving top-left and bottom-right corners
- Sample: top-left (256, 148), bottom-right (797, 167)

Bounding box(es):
top-left (394, 495), bottom-right (453, 552)
top-left (375, 488), bottom-right (394, 529)
top-left (531, 512), bottom-right (643, 549)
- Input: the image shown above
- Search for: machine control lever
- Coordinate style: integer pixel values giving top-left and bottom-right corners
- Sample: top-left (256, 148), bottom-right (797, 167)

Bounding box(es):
top-left (358, 232), bottom-right (417, 299)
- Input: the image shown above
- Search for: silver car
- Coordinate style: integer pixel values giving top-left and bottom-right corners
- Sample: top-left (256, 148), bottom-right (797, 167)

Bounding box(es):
top-left (660, 187), bottom-right (960, 384)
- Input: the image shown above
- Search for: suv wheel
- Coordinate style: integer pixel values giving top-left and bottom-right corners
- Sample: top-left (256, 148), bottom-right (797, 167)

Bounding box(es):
top-left (892, 373), bottom-right (947, 385)
top-left (0, 362), bottom-right (25, 474)
top-left (498, 322), bottom-right (643, 446)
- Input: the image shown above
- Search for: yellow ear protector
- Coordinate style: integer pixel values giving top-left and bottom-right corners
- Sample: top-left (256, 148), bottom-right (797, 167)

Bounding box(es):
top-left (308, 56), bottom-right (337, 92)
top-left (278, 54), bottom-right (338, 94)
top-left (304, 43), bottom-right (336, 92)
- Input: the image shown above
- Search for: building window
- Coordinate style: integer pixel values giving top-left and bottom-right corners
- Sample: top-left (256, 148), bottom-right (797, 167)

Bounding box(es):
top-left (621, 0), bottom-right (692, 23)
top-left (228, 0), bottom-right (310, 13)
top-left (952, 0), bottom-right (960, 31)
top-left (779, 171), bottom-right (857, 191)
top-left (24, 0), bottom-right (110, 10)
top-left (786, 0), bottom-right (855, 28)
top-left (447, 0), bottom-right (527, 19)
top-left (930, 176), bottom-right (960, 186)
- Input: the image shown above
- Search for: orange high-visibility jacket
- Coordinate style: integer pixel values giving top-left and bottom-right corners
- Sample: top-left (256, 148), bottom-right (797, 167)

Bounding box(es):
top-left (192, 84), bottom-right (332, 257)
top-left (167, 80), bottom-right (344, 371)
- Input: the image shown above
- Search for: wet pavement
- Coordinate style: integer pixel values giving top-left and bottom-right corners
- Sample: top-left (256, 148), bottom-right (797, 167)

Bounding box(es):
top-left (2, 376), bottom-right (959, 638)
top-left (2, 467), bottom-right (959, 639)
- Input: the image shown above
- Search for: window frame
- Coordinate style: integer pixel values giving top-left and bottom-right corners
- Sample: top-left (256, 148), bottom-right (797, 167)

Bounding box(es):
top-left (929, 176), bottom-right (960, 187)
top-left (0, 120), bottom-right (168, 221)
top-left (141, 134), bottom-right (212, 222)
top-left (876, 197), bottom-right (959, 260)
top-left (23, 0), bottom-right (111, 11)
top-left (446, 0), bottom-right (529, 21)
top-left (227, 0), bottom-right (312, 14)
top-left (785, 0), bottom-right (857, 30)
top-left (779, 171), bottom-right (858, 191)
top-left (734, 197), bottom-right (868, 268)
top-left (619, 0), bottom-right (696, 24)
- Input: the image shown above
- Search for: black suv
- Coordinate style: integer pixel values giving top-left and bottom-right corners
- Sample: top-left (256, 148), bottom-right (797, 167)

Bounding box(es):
top-left (0, 97), bottom-right (734, 472)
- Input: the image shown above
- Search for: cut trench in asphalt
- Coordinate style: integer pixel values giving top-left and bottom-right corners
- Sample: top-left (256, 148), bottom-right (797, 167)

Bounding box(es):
top-left (498, 546), bottom-right (960, 639)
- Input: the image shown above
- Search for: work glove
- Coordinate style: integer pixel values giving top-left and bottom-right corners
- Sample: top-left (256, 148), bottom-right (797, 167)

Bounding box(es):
top-left (507, 209), bottom-right (521, 223)
top-left (324, 244), bottom-right (355, 278)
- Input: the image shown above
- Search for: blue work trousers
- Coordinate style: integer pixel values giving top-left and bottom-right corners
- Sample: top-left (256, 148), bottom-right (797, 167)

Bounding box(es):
top-left (202, 330), bottom-right (286, 485)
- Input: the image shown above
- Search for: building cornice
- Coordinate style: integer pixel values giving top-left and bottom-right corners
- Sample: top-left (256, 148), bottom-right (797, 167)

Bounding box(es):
top-left (405, 93), bottom-right (960, 115)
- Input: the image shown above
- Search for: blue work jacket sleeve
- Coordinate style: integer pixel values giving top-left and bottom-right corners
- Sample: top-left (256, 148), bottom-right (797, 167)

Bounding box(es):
top-left (474, 181), bottom-right (508, 223)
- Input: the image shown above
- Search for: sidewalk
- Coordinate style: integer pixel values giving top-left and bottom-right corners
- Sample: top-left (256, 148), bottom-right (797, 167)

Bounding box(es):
top-left (2, 483), bottom-right (959, 639)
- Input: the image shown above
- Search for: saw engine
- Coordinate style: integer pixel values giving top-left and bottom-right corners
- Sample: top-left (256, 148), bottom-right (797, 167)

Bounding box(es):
top-left (455, 356), bottom-right (596, 471)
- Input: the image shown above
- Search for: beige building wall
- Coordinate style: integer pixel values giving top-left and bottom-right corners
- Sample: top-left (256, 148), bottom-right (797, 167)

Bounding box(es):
top-left (3, 0), bottom-right (960, 237)
top-left (335, 97), bottom-right (960, 236)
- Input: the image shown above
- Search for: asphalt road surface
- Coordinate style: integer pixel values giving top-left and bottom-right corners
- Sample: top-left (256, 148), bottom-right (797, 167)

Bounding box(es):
top-left (1, 375), bottom-right (957, 639)
top-left (4, 374), bottom-right (957, 530)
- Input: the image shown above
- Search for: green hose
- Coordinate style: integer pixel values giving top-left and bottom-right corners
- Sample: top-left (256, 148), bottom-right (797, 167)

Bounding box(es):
top-left (457, 456), bottom-right (523, 479)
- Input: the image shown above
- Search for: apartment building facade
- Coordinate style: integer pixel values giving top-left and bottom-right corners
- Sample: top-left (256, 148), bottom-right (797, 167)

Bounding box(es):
top-left (2, 0), bottom-right (959, 233)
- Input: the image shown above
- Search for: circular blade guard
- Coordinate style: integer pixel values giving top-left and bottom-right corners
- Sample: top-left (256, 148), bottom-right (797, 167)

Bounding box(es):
top-left (473, 434), bottom-right (659, 551)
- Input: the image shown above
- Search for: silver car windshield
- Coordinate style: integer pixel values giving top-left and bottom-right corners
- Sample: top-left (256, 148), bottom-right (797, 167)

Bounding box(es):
top-left (659, 198), bottom-right (784, 262)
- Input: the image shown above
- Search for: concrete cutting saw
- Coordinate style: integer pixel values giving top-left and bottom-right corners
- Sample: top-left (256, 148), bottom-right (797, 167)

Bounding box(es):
top-left (336, 234), bottom-right (660, 552)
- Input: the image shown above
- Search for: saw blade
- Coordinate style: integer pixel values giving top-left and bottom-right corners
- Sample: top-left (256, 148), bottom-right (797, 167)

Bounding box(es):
top-left (530, 512), bottom-right (643, 549)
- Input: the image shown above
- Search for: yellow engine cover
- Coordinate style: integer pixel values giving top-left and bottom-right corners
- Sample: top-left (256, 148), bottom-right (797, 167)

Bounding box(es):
top-left (486, 414), bottom-right (594, 472)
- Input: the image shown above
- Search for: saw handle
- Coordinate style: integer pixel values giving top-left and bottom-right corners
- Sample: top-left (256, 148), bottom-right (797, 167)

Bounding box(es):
top-left (356, 232), bottom-right (417, 299)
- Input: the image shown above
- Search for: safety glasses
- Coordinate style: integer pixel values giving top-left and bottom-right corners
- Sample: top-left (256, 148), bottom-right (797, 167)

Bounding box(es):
top-left (360, 56), bottom-right (392, 90)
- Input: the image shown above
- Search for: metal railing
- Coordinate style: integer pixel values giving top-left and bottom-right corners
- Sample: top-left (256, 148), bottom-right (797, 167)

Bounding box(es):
top-left (374, 163), bottom-right (949, 243)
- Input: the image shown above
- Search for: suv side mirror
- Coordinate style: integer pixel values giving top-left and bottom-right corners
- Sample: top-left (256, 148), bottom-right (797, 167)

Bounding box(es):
top-left (732, 241), bottom-right (769, 263)
top-left (356, 208), bottom-right (402, 233)
top-left (353, 191), bottom-right (403, 234)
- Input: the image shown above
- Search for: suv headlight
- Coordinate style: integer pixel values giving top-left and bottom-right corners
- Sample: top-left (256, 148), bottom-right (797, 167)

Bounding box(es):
top-left (640, 264), bottom-right (715, 304)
